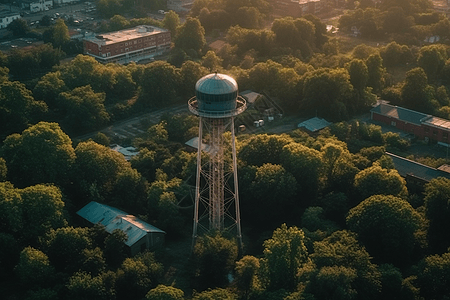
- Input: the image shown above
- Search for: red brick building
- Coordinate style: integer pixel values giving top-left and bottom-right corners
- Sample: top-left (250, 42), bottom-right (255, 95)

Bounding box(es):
top-left (83, 25), bottom-right (171, 64)
top-left (371, 103), bottom-right (450, 144)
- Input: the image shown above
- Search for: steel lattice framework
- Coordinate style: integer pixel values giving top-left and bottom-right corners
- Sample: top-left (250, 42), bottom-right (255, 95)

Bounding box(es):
top-left (189, 94), bottom-right (246, 250)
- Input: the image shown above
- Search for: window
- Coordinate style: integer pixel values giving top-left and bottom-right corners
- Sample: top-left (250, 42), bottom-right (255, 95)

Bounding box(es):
top-left (433, 130), bottom-right (437, 136)
top-left (443, 132), bottom-right (448, 139)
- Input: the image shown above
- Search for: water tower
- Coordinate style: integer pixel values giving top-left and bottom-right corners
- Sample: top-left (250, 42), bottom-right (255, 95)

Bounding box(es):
top-left (188, 73), bottom-right (247, 248)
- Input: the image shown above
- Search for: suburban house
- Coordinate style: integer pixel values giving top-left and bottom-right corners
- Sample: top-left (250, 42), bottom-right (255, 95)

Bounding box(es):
top-left (77, 201), bottom-right (165, 256)
top-left (0, 11), bottom-right (21, 29)
top-left (83, 25), bottom-right (171, 64)
top-left (371, 103), bottom-right (450, 145)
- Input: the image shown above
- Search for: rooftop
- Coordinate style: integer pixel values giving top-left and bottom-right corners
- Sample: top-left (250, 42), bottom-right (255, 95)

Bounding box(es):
top-left (77, 201), bottom-right (165, 247)
top-left (195, 73), bottom-right (238, 95)
top-left (84, 25), bottom-right (167, 46)
top-left (371, 103), bottom-right (430, 125)
top-left (297, 117), bottom-right (331, 132)
top-left (387, 152), bottom-right (450, 182)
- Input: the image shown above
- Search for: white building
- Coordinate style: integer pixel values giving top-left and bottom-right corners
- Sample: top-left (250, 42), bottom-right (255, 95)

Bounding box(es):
top-left (0, 12), bottom-right (21, 29)
top-left (22, 0), bottom-right (53, 13)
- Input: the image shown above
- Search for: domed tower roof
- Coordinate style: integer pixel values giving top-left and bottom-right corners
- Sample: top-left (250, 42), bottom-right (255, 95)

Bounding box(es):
top-left (188, 73), bottom-right (246, 118)
top-left (195, 73), bottom-right (238, 95)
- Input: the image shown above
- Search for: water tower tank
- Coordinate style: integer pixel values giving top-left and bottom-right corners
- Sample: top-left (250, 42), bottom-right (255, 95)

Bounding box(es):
top-left (195, 73), bottom-right (238, 113)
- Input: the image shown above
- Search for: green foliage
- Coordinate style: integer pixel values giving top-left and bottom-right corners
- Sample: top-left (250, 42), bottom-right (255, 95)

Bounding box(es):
top-left (310, 230), bottom-right (381, 299)
top-left (52, 19), bottom-right (70, 48)
top-left (175, 17), bottom-right (206, 55)
top-left (378, 264), bottom-right (403, 300)
top-left (401, 67), bottom-right (436, 114)
top-left (424, 177), bottom-right (450, 252)
top-left (115, 252), bottom-right (163, 300)
top-left (66, 271), bottom-right (108, 300)
top-left (347, 195), bottom-right (422, 266)
top-left (192, 234), bottom-right (238, 289)
top-left (416, 251), bottom-right (450, 300)
top-left (7, 18), bottom-right (29, 36)
top-left (192, 288), bottom-right (237, 300)
top-left (146, 284), bottom-right (184, 300)
top-left (15, 247), bottom-right (55, 288)
top-left (139, 61), bottom-right (181, 107)
top-left (44, 226), bottom-right (92, 273)
top-left (1, 122), bottom-right (75, 187)
top-left (261, 224), bottom-right (309, 290)
top-left (0, 80), bottom-right (48, 136)
top-left (162, 10), bottom-right (180, 36)
top-left (239, 134), bottom-right (293, 166)
top-left (354, 164), bottom-right (408, 201)
top-left (58, 85), bottom-right (110, 134)
top-left (104, 229), bottom-right (127, 268)
top-left (235, 255), bottom-right (260, 297)
top-left (73, 141), bottom-right (134, 206)
top-left (300, 68), bottom-right (354, 121)
top-left (249, 163), bottom-right (297, 222)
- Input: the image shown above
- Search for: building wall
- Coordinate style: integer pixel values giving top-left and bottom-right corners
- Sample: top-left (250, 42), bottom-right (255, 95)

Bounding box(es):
top-left (84, 30), bottom-right (171, 64)
top-left (371, 112), bottom-right (450, 143)
top-left (130, 232), bottom-right (165, 256)
top-left (0, 14), bottom-right (20, 29)
top-left (371, 112), bottom-right (424, 138)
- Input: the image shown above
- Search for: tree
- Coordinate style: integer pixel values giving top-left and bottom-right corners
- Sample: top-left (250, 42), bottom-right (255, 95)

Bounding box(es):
top-left (179, 60), bottom-right (208, 97)
top-left (115, 252), bottom-right (163, 300)
top-left (417, 44), bottom-right (447, 83)
top-left (52, 19), bottom-right (70, 48)
top-left (109, 14), bottom-right (130, 31)
top-left (1, 122), bottom-right (75, 188)
top-left (139, 61), bottom-right (180, 107)
top-left (175, 17), bottom-right (206, 55)
top-left (73, 141), bottom-right (132, 205)
top-left (280, 142), bottom-right (323, 201)
top-left (238, 134), bottom-right (293, 167)
top-left (249, 163), bottom-right (297, 222)
top-left (104, 229), bottom-right (128, 268)
top-left (347, 195), bottom-right (422, 266)
top-left (235, 255), bottom-right (260, 298)
top-left (44, 226), bottom-right (92, 273)
top-left (14, 247), bottom-right (55, 288)
top-left (192, 288), bottom-right (237, 300)
top-left (423, 177), bottom-right (450, 252)
top-left (58, 85), bottom-right (110, 134)
top-left (19, 184), bottom-right (67, 244)
top-left (0, 80), bottom-right (48, 136)
top-left (235, 6), bottom-right (262, 29)
top-left (162, 10), bottom-right (180, 36)
top-left (416, 250), bottom-right (450, 300)
top-left (300, 68), bottom-right (354, 121)
top-left (310, 230), bottom-right (381, 300)
top-left (146, 285), bottom-right (184, 300)
top-left (347, 59), bottom-right (368, 91)
top-left (354, 164), bottom-right (408, 201)
top-left (365, 54), bottom-right (385, 93)
top-left (66, 271), bottom-right (107, 300)
top-left (7, 18), bottom-right (29, 36)
top-left (201, 50), bottom-right (223, 72)
top-left (401, 67), bottom-right (435, 114)
top-left (261, 224), bottom-right (310, 290)
top-left (192, 234), bottom-right (238, 289)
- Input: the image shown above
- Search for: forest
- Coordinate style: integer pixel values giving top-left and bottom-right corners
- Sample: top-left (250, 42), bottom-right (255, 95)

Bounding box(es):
top-left (1, 0), bottom-right (450, 299)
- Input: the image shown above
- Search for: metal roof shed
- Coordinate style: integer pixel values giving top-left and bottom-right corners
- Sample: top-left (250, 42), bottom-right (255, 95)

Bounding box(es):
top-left (77, 201), bottom-right (165, 256)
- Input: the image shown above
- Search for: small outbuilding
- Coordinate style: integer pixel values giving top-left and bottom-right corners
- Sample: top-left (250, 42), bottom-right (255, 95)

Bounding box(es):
top-left (297, 117), bottom-right (331, 133)
top-left (77, 201), bottom-right (165, 256)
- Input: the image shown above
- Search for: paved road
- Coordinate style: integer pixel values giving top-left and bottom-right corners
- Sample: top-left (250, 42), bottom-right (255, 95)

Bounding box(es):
top-left (74, 104), bottom-right (188, 142)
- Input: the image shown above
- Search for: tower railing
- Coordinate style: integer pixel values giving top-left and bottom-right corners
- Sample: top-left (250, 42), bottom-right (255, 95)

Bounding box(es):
top-left (188, 96), bottom-right (247, 118)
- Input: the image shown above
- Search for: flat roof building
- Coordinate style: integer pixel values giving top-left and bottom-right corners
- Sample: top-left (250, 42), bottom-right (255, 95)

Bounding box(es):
top-left (83, 25), bottom-right (171, 64)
